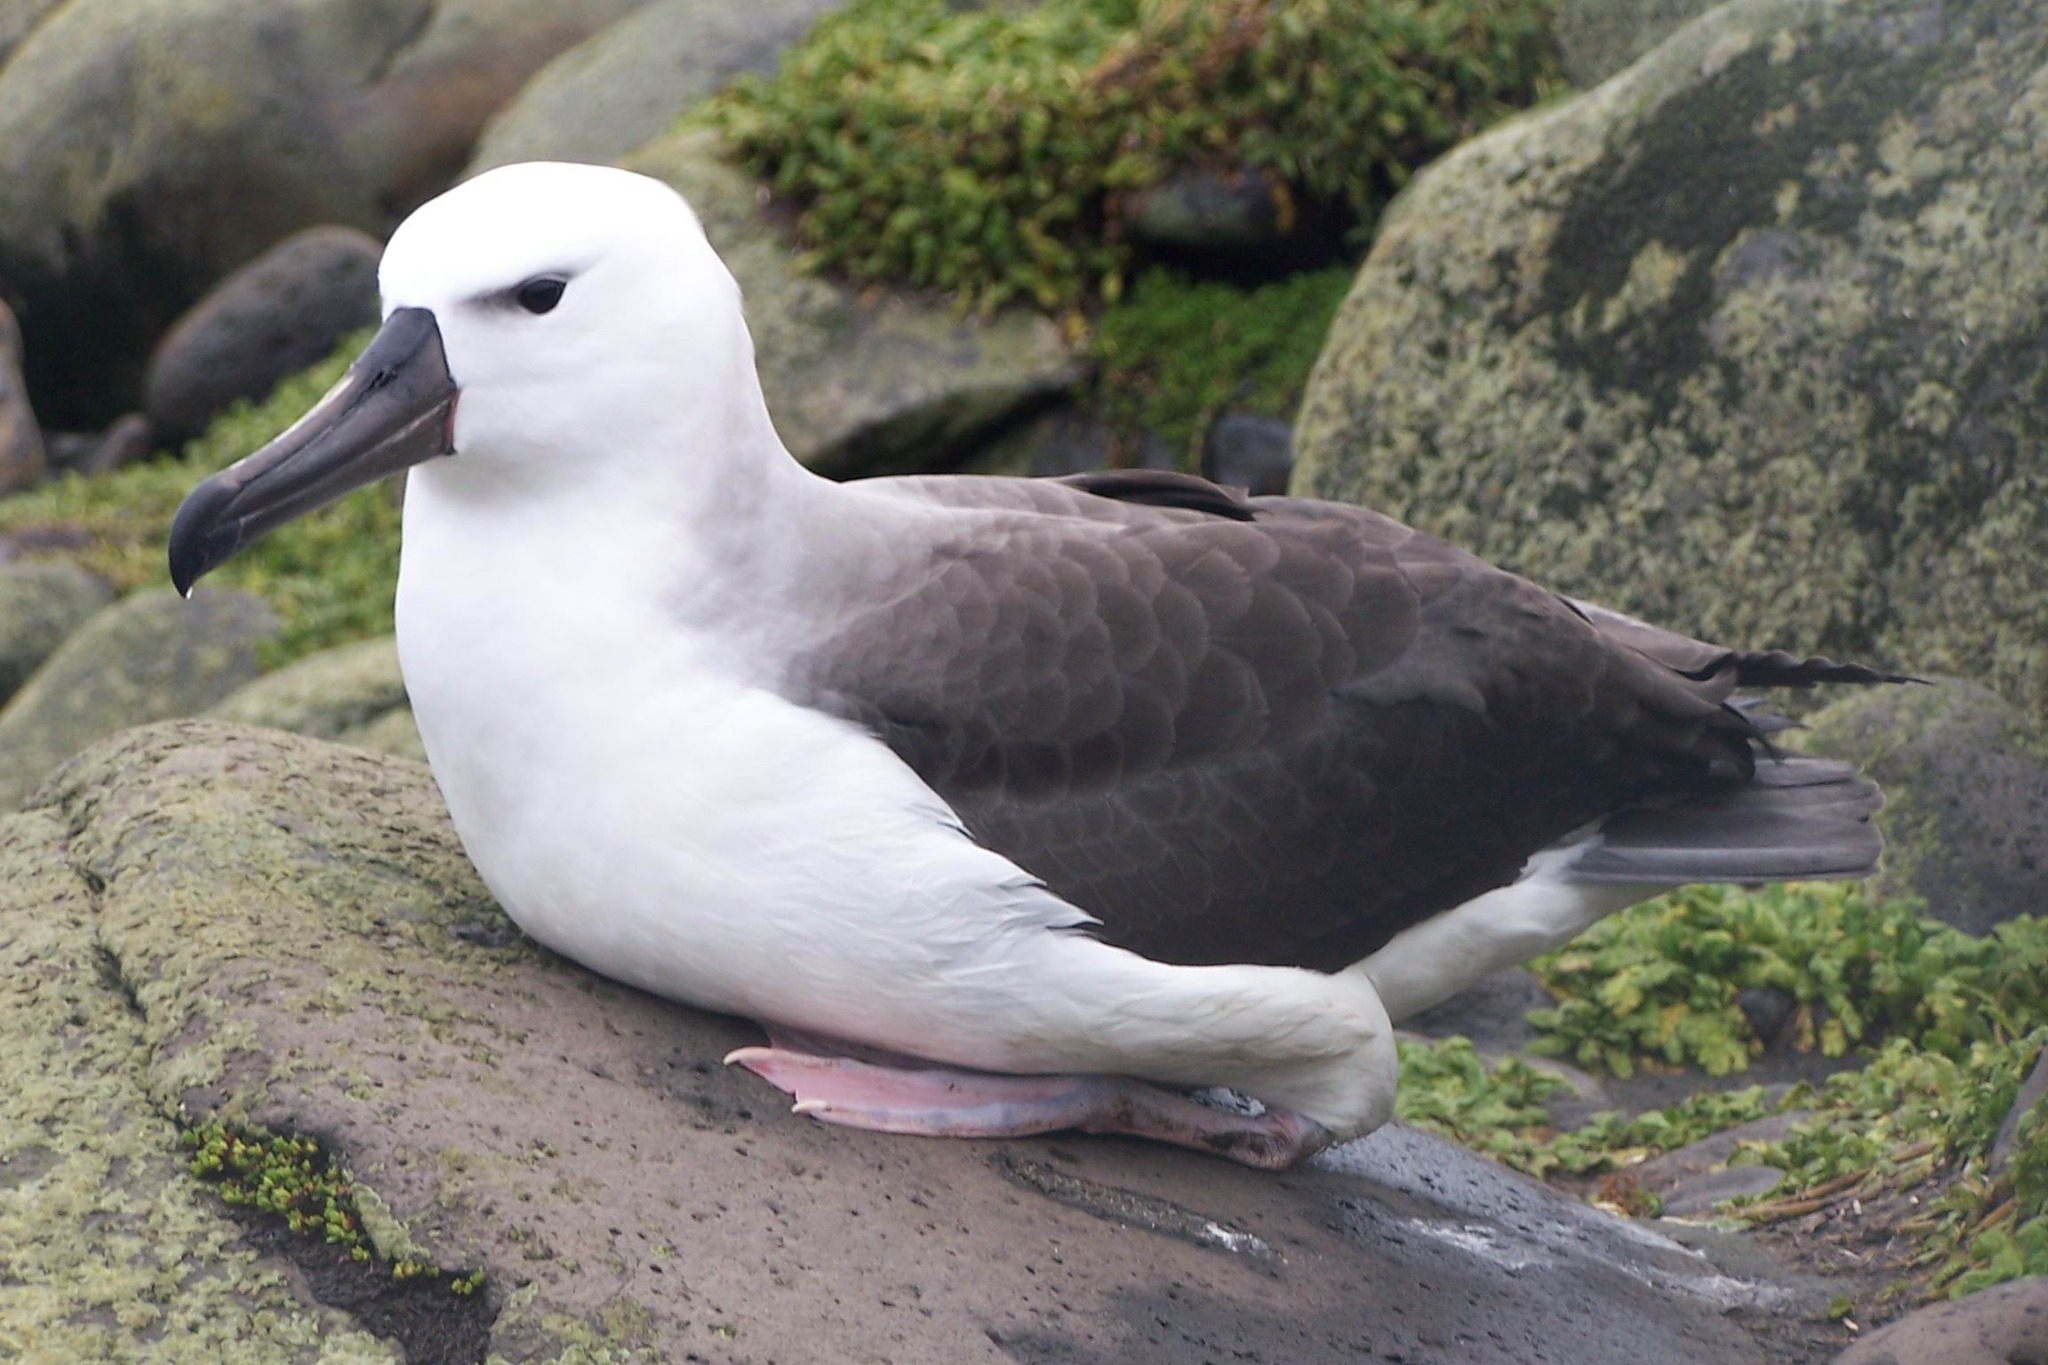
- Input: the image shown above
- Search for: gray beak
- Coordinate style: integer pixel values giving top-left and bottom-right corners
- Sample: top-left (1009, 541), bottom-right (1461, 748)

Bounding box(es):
top-left (168, 307), bottom-right (458, 595)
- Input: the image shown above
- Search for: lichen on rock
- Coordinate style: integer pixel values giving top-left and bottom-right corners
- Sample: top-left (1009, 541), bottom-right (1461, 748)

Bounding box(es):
top-left (1294, 0), bottom-right (2048, 727)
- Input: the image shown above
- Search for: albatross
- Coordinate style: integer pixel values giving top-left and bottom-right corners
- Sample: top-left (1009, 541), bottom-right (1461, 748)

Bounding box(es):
top-left (167, 162), bottom-right (1898, 1169)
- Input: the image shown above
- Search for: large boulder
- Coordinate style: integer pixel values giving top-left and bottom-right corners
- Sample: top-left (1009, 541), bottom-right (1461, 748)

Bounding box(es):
top-left (1294, 0), bottom-right (2048, 729)
top-left (1798, 680), bottom-right (2048, 935)
top-left (468, 0), bottom-right (845, 173)
top-left (143, 226), bottom-right (383, 445)
top-left (0, 296), bottom-right (41, 492)
top-left (0, 587), bottom-right (275, 810)
top-left (0, 559), bottom-right (111, 704)
top-left (0, 0), bottom-right (656, 428)
top-left (622, 126), bottom-right (1078, 476)
top-left (1832, 1276), bottom-right (2048, 1364)
top-left (0, 719), bottom-right (1848, 1362)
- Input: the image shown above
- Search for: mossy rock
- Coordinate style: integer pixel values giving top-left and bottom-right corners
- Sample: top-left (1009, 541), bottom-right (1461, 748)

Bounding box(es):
top-left (1294, 0), bottom-right (2048, 729)
top-left (621, 123), bottom-right (1078, 476)
top-left (1799, 680), bottom-right (2048, 936)
top-left (0, 586), bottom-right (276, 810)
top-left (0, 720), bottom-right (1829, 1361)
top-left (0, 559), bottom-right (110, 704)
top-left (208, 635), bottom-right (407, 743)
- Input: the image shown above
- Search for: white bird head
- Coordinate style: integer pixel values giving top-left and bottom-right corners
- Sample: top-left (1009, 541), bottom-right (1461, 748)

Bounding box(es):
top-left (169, 162), bottom-right (765, 593)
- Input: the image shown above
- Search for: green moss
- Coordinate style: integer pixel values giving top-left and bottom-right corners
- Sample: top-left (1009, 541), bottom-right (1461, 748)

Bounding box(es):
top-left (1088, 263), bottom-right (1352, 461)
top-left (0, 332), bottom-right (397, 668)
top-left (705, 0), bottom-right (1562, 312)
top-left (181, 1120), bottom-right (481, 1292)
top-left (1524, 885), bottom-right (2048, 1078)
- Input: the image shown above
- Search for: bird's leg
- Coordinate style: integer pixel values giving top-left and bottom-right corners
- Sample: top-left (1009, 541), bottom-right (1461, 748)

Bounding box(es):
top-left (724, 1027), bottom-right (1333, 1171)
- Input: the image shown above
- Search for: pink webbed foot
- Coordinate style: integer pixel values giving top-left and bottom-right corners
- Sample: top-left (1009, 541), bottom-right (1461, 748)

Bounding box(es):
top-left (724, 1030), bottom-right (1333, 1171)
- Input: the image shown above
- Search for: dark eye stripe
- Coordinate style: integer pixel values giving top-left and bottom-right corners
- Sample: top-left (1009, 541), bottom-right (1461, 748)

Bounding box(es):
top-left (516, 276), bottom-right (567, 314)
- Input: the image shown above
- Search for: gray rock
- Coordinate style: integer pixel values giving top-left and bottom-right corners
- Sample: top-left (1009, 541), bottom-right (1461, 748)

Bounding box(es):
top-left (71, 411), bottom-right (155, 476)
top-left (143, 226), bottom-right (383, 444)
top-left (207, 635), bottom-right (406, 742)
top-left (622, 125), bottom-right (1078, 475)
top-left (0, 0), bottom-right (658, 428)
top-left (1203, 411), bottom-right (1295, 496)
top-left (1799, 680), bottom-right (2048, 935)
top-left (0, 587), bottom-right (276, 810)
top-left (0, 296), bottom-right (41, 492)
top-left (1557, 0), bottom-right (1728, 86)
top-left (0, 0), bottom-right (62, 66)
top-left (1294, 0), bottom-right (2048, 730)
top-left (0, 560), bottom-right (111, 703)
top-left (1657, 1162), bottom-right (1785, 1216)
top-left (1992, 1047), bottom-right (2048, 1175)
top-left (469, 0), bottom-right (846, 173)
top-left (1833, 1276), bottom-right (2048, 1364)
top-left (338, 702), bottom-right (427, 762)
top-left (0, 718), bottom-right (1850, 1362)
top-left (1623, 1113), bottom-right (1804, 1201)
top-left (1403, 967), bottom-right (1555, 1050)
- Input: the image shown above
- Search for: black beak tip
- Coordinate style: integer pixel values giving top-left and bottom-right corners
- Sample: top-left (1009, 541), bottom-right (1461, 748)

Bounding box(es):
top-left (167, 476), bottom-right (242, 598)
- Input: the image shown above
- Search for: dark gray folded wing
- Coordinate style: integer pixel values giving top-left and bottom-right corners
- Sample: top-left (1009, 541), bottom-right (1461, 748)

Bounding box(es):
top-left (785, 472), bottom-right (1880, 972)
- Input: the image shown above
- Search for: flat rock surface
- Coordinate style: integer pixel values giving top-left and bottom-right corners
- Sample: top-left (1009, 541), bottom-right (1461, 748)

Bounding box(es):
top-left (0, 721), bottom-right (1853, 1362)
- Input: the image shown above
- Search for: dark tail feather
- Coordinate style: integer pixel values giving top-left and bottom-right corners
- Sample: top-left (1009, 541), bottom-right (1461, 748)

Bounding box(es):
top-left (1568, 757), bottom-right (1884, 885)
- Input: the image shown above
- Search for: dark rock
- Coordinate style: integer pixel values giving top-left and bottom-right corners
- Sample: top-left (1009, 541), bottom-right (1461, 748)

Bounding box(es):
top-left (469, 0), bottom-right (847, 172)
top-left (0, 587), bottom-right (277, 810)
top-left (1403, 966), bottom-right (1555, 1052)
top-left (1294, 0), bottom-right (2048, 730)
top-left (1833, 1276), bottom-right (2048, 1364)
top-left (1203, 411), bottom-right (1295, 496)
top-left (1799, 680), bottom-right (2048, 935)
top-left (143, 227), bottom-right (382, 444)
top-left (1624, 1113), bottom-right (1805, 1209)
top-left (1556, 0), bottom-right (1726, 86)
top-left (622, 125), bottom-right (1077, 476)
top-left (1738, 986), bottom-right (1801, 1051)
top-left (0, 296), bottom-right (41, 492)
top-left (0, 0), bottom-right (659, 428)
top-left (1124, 166), bottom-right (1351, 282)
top-left (0, 718), bottom-right (1855, 1361)
top-left (0, 560), bottom-right (111, 703)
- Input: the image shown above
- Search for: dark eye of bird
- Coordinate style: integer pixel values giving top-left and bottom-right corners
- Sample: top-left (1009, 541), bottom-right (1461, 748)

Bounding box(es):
top-left (515, 276), bottom-right (567, 315)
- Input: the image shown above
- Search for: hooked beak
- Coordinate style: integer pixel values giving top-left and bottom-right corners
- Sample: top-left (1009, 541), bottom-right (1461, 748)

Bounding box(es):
top-left (168, 307), bottom-right (458, 596)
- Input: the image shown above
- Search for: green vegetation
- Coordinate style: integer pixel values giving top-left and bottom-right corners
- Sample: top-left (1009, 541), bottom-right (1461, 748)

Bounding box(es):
top-left (1524, 883), bottom-right (2048, 1078)
top-left (1399, 882), bottom-right (2048, 1302)
top-left (708, 0), bottom-right (1562, 312)
top-left (0, 334), bottom-right (400, 667)
top-left (180, 1120), bottom-right (467, 1287)
top-left (1089, 264), bottom-right (1351, 460)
